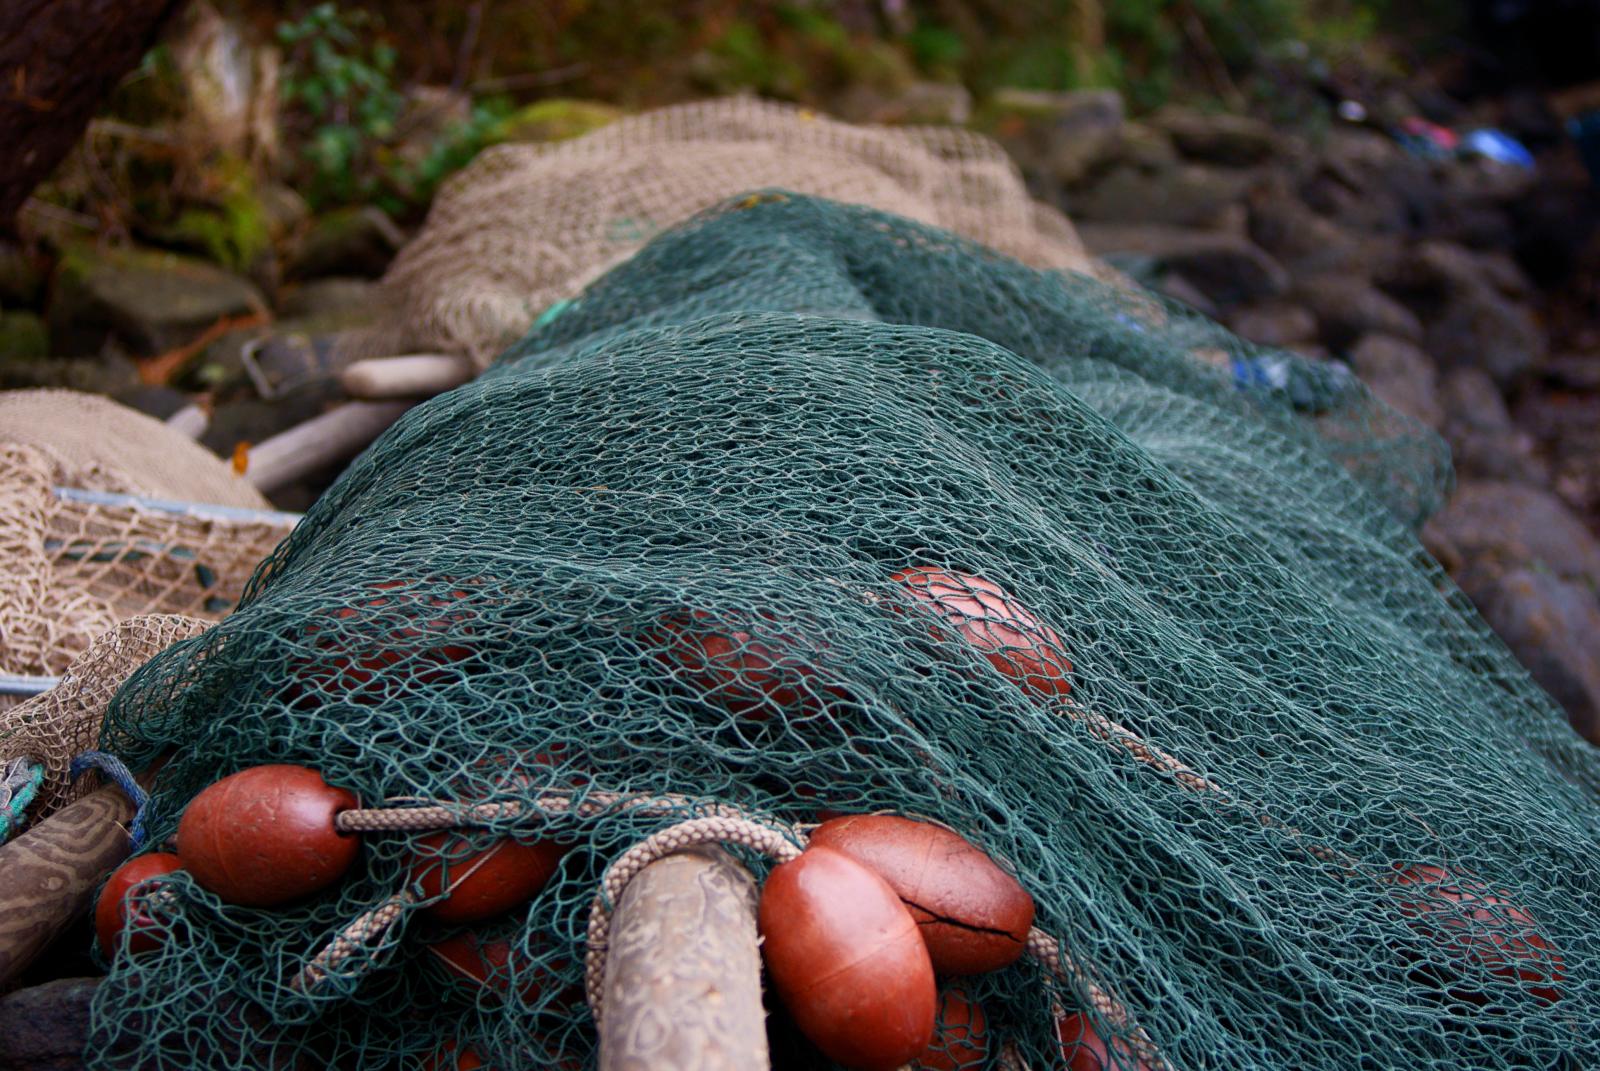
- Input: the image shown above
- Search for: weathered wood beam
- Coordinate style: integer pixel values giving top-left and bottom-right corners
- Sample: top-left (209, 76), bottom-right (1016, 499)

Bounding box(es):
top-left (599, 845), bottom-right (769, 1071)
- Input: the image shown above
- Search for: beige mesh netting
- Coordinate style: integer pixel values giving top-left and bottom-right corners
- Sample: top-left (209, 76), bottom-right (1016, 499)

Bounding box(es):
top-left (364, 96), bottom-right (1099, 364)
top-left (0, 393), bottom-right (294, 680)
top-left (0, 614), bottom-right (210, 819)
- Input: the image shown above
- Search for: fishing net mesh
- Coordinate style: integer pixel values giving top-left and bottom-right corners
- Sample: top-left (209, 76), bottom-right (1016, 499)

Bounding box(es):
top-left (359, 97), bottom-right (1099, 365)
top-left (0, 393), bottom-right (286, 680)
top-left (90, 194), bottom-right (1598, 1071)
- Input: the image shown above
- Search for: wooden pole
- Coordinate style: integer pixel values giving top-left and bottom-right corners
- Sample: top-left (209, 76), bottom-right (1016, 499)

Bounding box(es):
top-left (339, 354), bottom-right (475, 400)
top-left (599, 845), bottom-right (769, 1071)
top-left (0, 786), bottom-right (134, 987)
top-left (0, 977), bottom-right (97, 1070)
top-left (241, 400), bottom-right (412, 494)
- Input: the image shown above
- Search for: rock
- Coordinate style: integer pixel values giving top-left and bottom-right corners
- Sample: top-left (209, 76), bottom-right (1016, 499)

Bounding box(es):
top-left (0, 310), bottom-right (48, 359)
top-left (1298, 278), bottom-right (1424, 348)
top-left (1070, 163), bottom-right (1253, 228)
top-left (1438, 368), bottom-right (1547, 485)
top-left (0, 240), bottom-right (43, 306)
top-left (1077, 223), bottom-right (1289, 306)
top-left (275, 277), bottom-right (386, 328)
top-left (47, 243), bottom-right (266, 356)
top-left (490, 98), bottom-right (623, 143)
top-left (1226, 302), bottom-right (1318, 348)
top-left (838, 80), bottom-right (971, 125)
top-left (1150, 106), bottom-right (1276, 166)
top-left (1478, 569), bottom-right (1600, 743)
top-left (257, 182), bottom-right (311, 242)
top-left (0, 977), bottom-right (98, 1071)
top-left (1423, 481), bottom-right (1600, 592)
top-left (986, 88), bottom-right (1124, 188)
top-left (114, 384), bottom-right (191, 421)
top-left (0, 350), bottom-right (141, 393)
top-left (1542, 353), bottom-right (1600, 391)
top-left (1246, 183), bottom-right (1364, 276)
top-left (1110, 122), bottom-right (1179, 173)
top-left (1349, 334), bottom-right (1443, 428)
top-left (1426, 283), bottom-right (1544, 385)
top-left (287, 206), bottom-right (405, 280)
top-left (392, 85), bottom-right (473, 171)
top-left (1153, 273), bottom-right (1217, 319)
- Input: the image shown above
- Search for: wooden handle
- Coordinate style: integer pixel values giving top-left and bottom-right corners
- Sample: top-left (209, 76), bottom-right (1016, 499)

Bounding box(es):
top-left (339, 354), bottom-right (474, 400)
top-left (0, 786), bottom-right (134, 987)
top-left (599, 845), bottom-right (769, 1071)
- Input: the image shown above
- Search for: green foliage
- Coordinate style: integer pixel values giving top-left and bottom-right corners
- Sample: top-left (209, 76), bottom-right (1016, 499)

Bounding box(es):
top-left (277, 3), bottom-right (405, 208)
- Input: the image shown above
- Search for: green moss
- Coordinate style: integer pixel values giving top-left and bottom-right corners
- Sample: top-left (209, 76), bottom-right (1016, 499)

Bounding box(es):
top-left (0, 310), bottom-right (48, 359)
top-left (489, 99), bottom-right (624, 144)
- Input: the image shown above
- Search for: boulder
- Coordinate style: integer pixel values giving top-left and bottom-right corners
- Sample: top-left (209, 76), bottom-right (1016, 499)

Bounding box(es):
top-left (1226, 302), bottom-right (1318, 348)
top-left (1542, 353), bottom-right (1600, 391)
top-left (1426, 283), bottom-right (1544, 385)
top-left (837, 80), bottom-right (971, 125)
top-left (1246, 184), bottom-right (1364, 277)
top-left (1478, 569), bottom-right (1600, 744)
top-left (47, 243), bottom-right (266, 356)
top-left (490, 98), bottom-right (623, 143)
top-left (1110, 121), bottom-right (1179, 173)
top-left (1077, 223), bottom-right (1288, 306)
top-left (1298, 278), bottom-right (1424, 348)
top-left (0, 350), bottom-right (140, 393)
top-left (1423, 481), bottom-right (1600, 592)
top-left (1349, 334), bottom-right (1442, 428)
top-left (275, 277), bottom-right (386, 328)
top-left (985, 88), bottom-right (1125, 188)
top-left (1070, 163), bottom-right (1253, 229)
top-left (287, 206), bottom-right (405, 280)
top-left (1150, 106), bottom-right (1277, 166)
top-left (1438, 368), bottom-right (1547, 485)
top-left (1153, 273), bottom-right (1218, 319)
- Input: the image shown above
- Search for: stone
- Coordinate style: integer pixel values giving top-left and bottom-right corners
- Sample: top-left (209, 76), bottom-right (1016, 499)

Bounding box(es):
top-left (0, 350), bottom-right (141, 393)
top-left (393, 85), bottom-right (473, 171)
top-left (1426, 283), bottom-right (1544, 385)
top-left (275, 277), bottom-right (386, 328)
top-left (0, 977), bottom-right (98, 1071)
top-left (1297, 278), bottom-right (1424, 348)
top-left (1226, 303), bottom-right (1318, 348)
top-left (1111, 122), bottom-right (1179, 173)
top-left (1478, 569), bottom-right (1600, 744)
top-left (1077, 223), bottom-right (1289, 306)
top-left (837, 80), bottom-right (971, 126)
top-left (1423, 481), bottom-right (1600, 592)
top-left (1438, 368), bottom-right (1547, 486)
top-left (287, 206), bottom-right (405, 280)
top-left (985, 88), bottom-right (1124, 188)
top-left (114, 384), bottom-right (191, 421)
top-left (0, 310), bottom-right (48, 359)
top-left (1153, 273), bottom-right (1217, 319)
top-left (47, 243), bottom-right (266, 357)
top-left (0, 240), bottom-right (43, 306)
top-left (1349, 334), bottom-right (1442, 428)
top-left (1070, 163), bottom-right (1253, 229)
top-left (1542, 353), bottom-right (1600, 391)
top-left (1246, 184), bottom-right (1364, 276)
top-left (1150, 106), bottom-right (1276, 166)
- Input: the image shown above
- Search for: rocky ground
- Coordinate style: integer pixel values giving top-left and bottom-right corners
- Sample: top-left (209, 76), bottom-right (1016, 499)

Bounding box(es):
top-left (1, 86), bottom-right (1597, 744)
top-left (989, 88), bottom-right (1600, 744)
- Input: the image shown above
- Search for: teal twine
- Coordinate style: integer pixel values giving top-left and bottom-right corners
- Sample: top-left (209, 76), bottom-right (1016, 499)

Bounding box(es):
top-left (70, 750), bottom-right (150, 849)
top-left (0, 758), bottom-right (45, 844)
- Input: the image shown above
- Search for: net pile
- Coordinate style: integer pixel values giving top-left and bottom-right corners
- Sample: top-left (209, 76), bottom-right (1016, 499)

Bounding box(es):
top-left (363, 97), bottom-right (1098, 365)
top-left (0, 392), bottom-right (292, 680)
top-left (93, 194), bottom-right (1596, 1071)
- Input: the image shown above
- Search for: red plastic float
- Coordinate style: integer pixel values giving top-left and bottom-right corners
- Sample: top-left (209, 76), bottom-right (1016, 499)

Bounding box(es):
top-left (759, 844), bottom-right (936, 1071)
top-left (412, 833), bottom-right (566, 924)
top-left (809, 814), bottom-right (1035, 975)
top-left (912, 986), bottom-right (989, 1071)
top-left (95, 852), bottom-right (184, 958)
top-left (889, 566), bottom-right (1072, 699)
top-left (1057, 1012), bottom-right (1156, 1071)
top-left (650, 608), bottom-right (845, 718)
top-left (1392, 863), bottom-right (1564, 1003)
top-left (176, 764), bottom-right (359, 907)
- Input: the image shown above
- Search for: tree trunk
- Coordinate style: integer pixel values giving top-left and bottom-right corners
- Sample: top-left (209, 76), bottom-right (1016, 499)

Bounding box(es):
top-left (0, 0), bottom-right (186, 234)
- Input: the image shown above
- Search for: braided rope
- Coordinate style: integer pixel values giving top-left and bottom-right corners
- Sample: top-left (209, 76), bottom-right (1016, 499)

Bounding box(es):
top-left (582, 814), bottom-right (804, 1028)
top-left (292, 891), bottom-right (418, 994)
top-left (333, 789), bottom-right (753, 834)
top-left (1027, 927), bottom-right (1172, 1071)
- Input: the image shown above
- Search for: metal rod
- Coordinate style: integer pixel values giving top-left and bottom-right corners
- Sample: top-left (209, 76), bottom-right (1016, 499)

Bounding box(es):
top-left (0, 674), bottom-right (59, 698)
top-left (52, 487), bottom-right (303, 528)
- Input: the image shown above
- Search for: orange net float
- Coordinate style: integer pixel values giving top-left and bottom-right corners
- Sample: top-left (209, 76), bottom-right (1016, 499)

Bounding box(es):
top-left (175, 765), bottom-right (360, 907)
top-left (912, 986), bottom-right (990, 1071)
top-left (1057, 1011), bottom-right (1159, 1071)
top-left (808, 813), bottom-right (1035, 976)
top-left (648, 607), bottom-right (849, 719)
top-left (1390, 863), bottom-right (1565, 1004)
top-left (95, 852), bottom-right (184, 959)
top-left (410, 834), bottom-right (567, 925)
top-left (757, 844), bottom-right (937, 1071)
top-left (888, 566), bottom-right (1073, 700)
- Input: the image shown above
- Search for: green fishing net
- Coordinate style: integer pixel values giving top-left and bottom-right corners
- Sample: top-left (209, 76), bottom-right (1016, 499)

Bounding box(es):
top-left (93, 192), bottom-right (1596, 1070)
